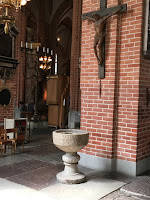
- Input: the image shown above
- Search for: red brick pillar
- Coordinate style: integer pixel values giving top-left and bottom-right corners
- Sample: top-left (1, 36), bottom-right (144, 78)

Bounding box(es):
top-left (69, 0), bottom-right (82, 128)
top-left (79, 0), bottom-right (148, 176)
top-left (17, 9), bottom-right (26, 103)
top-left (70, 0), bottom-right (82, 111)
top-left (0, 8), bottom-right (26, 122)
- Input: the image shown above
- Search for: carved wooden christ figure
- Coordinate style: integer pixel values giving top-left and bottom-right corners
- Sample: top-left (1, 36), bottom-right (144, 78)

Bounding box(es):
top-left (85, 6), bottom-right (123, 65)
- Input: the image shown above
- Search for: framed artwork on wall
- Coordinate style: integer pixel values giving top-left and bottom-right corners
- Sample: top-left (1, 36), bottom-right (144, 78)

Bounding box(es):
top-left (0, 25), bottom-right (18, 68)
top-left (0, 32), bottom-right (12, 58)
top-left (143, 0), bottom-right (150, 58)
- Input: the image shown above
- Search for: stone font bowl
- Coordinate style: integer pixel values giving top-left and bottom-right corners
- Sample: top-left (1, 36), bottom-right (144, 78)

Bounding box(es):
top-left (52, 129), bottom-right (89, 153)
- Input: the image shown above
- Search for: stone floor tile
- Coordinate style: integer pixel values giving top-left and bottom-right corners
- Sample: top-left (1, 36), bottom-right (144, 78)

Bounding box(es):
top-left (0, 159), bottom-right (50, 178)
top-left (41, 177), bottom-right (126, 200)
top-left (115, 196), bottom-right (139, 200)
top-left (0, 178), bottom-right (58, 200)
top-left (7, 163), bottom-right (64, 190)
top-left (35, 152), bottom-right (64, 165)
top-left (0, 153), bottom-right (35, 167)
top-left (99, 190), bottom-right (122, 200)
top-left (99, 190), bottom-right (139, 200)
top-left (85, 170), bottom-right (133, 183)
top-left (101, 172), bottom-right (134, 183)
top-left (121, 176), bottom-right (150, 199)
top-left (24, 144), bottom-right (60, 156)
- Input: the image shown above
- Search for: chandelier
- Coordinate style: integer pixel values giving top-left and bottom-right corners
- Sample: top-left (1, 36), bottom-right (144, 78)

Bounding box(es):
top-left (0, 0), bottom-right (31, 34)
top-left (39, 55), bottom-right (52, 70)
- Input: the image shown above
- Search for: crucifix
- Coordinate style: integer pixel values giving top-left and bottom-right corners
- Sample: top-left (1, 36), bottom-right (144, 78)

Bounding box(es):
top-left (82, 0), bottom-right (127, 95)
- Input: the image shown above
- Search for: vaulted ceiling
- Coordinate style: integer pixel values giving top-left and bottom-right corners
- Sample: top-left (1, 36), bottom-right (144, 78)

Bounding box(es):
top-left (25, 0), bottom-right (73, 75)
top-left (25, 0), bottom-right (73, 49)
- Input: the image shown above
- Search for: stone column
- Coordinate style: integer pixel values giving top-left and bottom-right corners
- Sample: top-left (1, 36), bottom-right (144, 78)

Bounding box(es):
top-left (69, 0), bottom-right (82, 128)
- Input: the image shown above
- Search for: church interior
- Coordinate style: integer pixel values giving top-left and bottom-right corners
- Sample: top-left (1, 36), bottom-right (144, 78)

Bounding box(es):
top-left (0, 0), bottom-right (150, 199)
top-left (0, 0), bottom-right (75, 128)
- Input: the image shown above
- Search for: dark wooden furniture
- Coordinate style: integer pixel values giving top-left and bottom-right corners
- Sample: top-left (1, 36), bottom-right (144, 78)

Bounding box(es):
top-left (47, 75), bottom-right (69, 128)
top-left (4, 118), bottom-right (27, 141)
top-left (6, 128), bottom-right (25, 153)
top-left (0, 129), bottom-right (13, 155)
top-left (0, 125), bottom-right (4, 129)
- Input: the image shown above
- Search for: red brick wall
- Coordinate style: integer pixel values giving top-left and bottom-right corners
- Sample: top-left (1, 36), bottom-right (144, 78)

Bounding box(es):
top-left (0, 9), bottom-right (26, 123)
top-left (0, 75), bottom-right (16, 122)
top-left (80, 0), bottom-right (144, 162)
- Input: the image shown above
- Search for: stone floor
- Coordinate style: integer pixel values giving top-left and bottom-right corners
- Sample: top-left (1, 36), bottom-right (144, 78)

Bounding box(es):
top-left (0, 125), bottom-right (149, 200)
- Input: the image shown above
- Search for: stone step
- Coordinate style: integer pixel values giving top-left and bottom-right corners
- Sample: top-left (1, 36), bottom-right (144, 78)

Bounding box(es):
top-left (120, 176), bottom-right (150, 200)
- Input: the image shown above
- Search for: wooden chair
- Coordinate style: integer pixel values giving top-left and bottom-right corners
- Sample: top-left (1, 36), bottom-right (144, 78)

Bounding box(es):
top-left (0, 129), bottom-right (13, 155)
top-left (6, 128), bottom-right (25, 153)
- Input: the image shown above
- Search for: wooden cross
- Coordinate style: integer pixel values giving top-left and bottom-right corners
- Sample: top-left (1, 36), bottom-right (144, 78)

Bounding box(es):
top-left (82, 0), bottom-right (127, 79)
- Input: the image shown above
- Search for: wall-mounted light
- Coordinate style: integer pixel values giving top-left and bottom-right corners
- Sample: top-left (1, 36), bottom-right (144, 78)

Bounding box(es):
top-left (57, 37), bottom-right (60, 42)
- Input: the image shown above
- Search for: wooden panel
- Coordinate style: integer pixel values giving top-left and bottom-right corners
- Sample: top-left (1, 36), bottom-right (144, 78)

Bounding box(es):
top-left (47, 75), bottom-right (68, 104)
top-left (47, 77), bottom-right (58, 104)
top-left (48, 105), bottom-right (59, 127)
